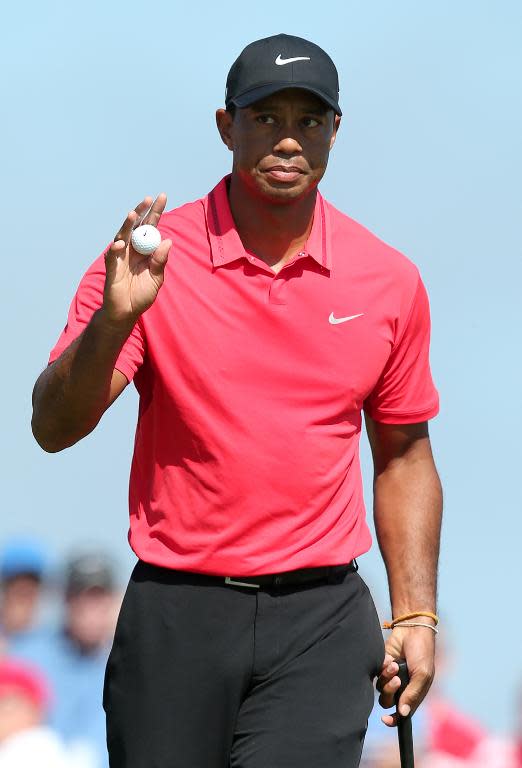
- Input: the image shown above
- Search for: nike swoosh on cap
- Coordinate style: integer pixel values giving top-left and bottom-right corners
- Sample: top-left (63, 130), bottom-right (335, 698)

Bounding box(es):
top-left (328, 312), bottom-right (364, 324)
top-left (275, 54), bottom-right (311, 65)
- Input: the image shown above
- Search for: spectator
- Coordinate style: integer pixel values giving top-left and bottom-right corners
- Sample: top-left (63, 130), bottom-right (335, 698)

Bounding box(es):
top-left (0, 658), bottom-right (70, 767)
top-left (11, 551), bottom-right (120, 768)
top-left (0, 537), bottom-right (47, 646)
top-left (425, 697), bottom-right (486, 762)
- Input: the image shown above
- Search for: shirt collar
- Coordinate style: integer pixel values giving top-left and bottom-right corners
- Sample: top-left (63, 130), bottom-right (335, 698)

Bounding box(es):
top-left (204, 175), bottom-right (332, 271)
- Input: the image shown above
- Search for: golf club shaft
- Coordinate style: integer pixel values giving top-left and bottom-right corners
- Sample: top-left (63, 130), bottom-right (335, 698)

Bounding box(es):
top-left (395, 659), bottom-right (415, 768)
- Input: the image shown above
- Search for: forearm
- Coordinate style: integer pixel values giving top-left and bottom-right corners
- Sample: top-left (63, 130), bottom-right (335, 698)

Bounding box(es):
top-left (373, 448), bottom-right (442, 617)
top-left (31, 309), bottom-right (134, 452)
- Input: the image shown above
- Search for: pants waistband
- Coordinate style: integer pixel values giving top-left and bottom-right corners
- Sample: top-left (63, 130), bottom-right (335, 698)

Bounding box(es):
top-left (223, 560), bottom-right (358, 590)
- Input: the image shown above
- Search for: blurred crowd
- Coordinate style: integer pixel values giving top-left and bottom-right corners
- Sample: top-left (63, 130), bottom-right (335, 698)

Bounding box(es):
top-left (0, 537), bottom-right (121, 767)
top-left (0, 536), bottom-right (520, 767)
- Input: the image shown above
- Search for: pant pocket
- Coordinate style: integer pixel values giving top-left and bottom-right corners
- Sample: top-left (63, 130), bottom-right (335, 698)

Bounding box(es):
top-left (357, 574), bottom-right (386, 677)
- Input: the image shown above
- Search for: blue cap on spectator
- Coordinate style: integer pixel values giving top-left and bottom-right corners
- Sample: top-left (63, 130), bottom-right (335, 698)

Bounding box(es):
top-left (0, 537), bottom-right (46, 581)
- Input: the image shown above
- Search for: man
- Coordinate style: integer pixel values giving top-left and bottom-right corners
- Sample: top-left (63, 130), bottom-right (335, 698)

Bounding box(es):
top-left (0, 659), bottom-right (71, 768)
top-left (0, 538), bottom-right (47, 647)
top-left (31, 33), bottom-right (442, 768)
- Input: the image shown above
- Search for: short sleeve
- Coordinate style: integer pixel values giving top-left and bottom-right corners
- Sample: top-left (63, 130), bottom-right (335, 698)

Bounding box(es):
top-left (364, 273), bottom-right (439, 423)
top-left (48, 251), bottom-right (145, 383)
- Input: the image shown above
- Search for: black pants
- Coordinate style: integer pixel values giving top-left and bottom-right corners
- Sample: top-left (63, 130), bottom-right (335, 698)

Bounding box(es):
top-left (103, 561), bottom-right (384, 767)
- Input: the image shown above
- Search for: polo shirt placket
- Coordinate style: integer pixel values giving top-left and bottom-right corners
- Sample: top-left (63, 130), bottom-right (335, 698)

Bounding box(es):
top-left (206, 177), bottom-right (332, 309)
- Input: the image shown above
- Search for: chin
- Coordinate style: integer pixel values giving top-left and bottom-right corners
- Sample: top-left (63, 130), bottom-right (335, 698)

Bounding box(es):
top-left (257, 178), bottom-right (315, 205)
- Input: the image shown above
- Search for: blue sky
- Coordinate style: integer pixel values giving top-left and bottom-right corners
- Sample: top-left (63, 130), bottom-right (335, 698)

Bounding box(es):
top-left (2, 0), bottom-right (521, 735)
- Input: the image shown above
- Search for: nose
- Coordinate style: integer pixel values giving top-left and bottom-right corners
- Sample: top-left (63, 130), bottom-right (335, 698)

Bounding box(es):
top-left (273, 135), bottom-right (303, 155)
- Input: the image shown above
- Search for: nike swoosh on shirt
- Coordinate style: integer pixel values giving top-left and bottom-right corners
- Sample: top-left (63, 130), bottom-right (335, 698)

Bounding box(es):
top-left (328, 312), bottom-right (364, 324)
top-left (275, 54), bottom-right (311, 65)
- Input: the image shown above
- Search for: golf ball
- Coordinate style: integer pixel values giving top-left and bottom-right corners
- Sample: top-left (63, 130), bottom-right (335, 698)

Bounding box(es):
top-left (131, 225), bottom-right (161, 256)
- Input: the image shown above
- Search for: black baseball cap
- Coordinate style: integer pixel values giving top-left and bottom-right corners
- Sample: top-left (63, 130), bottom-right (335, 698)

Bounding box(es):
top-left (225, 34), bottom-right (342, 116)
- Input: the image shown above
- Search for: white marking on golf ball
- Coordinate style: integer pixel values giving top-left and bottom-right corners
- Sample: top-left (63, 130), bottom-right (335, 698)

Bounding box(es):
top-left (131, 225), bottom-right (161, 255)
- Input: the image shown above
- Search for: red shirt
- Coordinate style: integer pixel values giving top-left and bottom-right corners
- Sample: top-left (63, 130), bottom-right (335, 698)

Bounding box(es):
top-left (427, 699), bottom-right (486, 759)
top-left (49, 176), bottom-right (439, 576)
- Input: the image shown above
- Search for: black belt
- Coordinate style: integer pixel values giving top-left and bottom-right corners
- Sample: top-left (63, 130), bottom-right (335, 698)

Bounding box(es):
top-left (223, 561), bottom-right (357, 589)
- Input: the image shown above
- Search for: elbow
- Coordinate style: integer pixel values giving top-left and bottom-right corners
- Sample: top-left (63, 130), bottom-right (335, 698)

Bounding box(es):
top-left (31, 376), bottom-right (62, 452)
top-left (31, 415), bottom-right (65, 453)
top-left (31, 409), bottom-right (97, 453)
top-left (31, 377), bottom-right (73, 452)
top-left (31, 402), bottom-right (72, 453)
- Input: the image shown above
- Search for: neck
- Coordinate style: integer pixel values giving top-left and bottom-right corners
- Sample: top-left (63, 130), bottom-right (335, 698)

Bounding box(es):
top-left (228, 174), bottom-right (317, 272)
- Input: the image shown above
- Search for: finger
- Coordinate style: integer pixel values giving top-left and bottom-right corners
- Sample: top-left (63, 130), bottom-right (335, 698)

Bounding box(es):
top-left (132, 196), bottom-right (155, 229)
top-left (148, 239), bottom-right (172, 279)
top-left (105, 238), bottom-right (126, 261)
top-left (141, 192), bottom-right (167, 227)
top-left (114, 198), bottom-right (153, 243)
top-left (378, 675), bottom-right (401, 709)
top-left (104, 239), bottom-right (127, 280)
top-left (396, 668), bottom-right (433, 717)
top-left (375, 661), bottom-right (400, 692)
top-left (114, 210), bottom-right (138, 245)
top-left (381, 712), bottom-right (398, 728)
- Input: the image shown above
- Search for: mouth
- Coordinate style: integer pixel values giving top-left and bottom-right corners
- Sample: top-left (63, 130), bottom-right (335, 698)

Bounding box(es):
top-left (262, 164), bottom-right (305, 183)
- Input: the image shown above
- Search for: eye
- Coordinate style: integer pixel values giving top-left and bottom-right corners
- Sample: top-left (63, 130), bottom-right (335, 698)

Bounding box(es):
top-left (302, 117), bottom-right (320, 128)
top-left (256, 114), bottom-right (276, 125)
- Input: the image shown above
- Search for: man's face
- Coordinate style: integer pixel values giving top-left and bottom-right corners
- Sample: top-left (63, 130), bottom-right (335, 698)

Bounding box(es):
top-left (0, 691), bottom-right (41, 742)
top-left (216, 88), bottom-right (340, 204)
top-left (1, 575), bottom-right (41, 634)
top-left (66, 587), bottom-right (117, 652)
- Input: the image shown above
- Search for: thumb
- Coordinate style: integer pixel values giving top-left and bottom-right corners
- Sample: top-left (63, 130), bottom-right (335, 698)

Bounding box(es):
top-left (149, 239), bottom-right (172, 279)
top-left (398, 667), bottom-right (431, 717)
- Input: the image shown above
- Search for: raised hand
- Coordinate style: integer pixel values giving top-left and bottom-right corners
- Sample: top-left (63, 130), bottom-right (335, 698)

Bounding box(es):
top-left (103, 194), bottom-right (172, 326)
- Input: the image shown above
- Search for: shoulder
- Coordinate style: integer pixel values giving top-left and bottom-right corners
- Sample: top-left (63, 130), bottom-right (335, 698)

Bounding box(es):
top-left (8, 626), bottom-right (61, 667)
top-left (324, 197), bottom-right (420, 287)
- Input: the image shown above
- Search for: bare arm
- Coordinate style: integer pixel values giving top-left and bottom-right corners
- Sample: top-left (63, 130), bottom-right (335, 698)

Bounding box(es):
top-left (31, 313), bottom-right (131, 452)
top-left (365, 415), bottom-right (442, 725)
top-left (31, 194), bottom-right (172, 453)
top-left (367, 417), bottom-right (442, 616)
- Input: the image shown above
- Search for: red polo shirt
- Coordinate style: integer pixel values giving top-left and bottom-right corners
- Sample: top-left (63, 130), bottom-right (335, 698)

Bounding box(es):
top-left (49, 176), bottom-right (439, 576)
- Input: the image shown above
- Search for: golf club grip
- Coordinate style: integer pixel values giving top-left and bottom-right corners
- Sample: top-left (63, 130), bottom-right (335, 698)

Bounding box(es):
top-left (395, 658), bottom-right (415, 768)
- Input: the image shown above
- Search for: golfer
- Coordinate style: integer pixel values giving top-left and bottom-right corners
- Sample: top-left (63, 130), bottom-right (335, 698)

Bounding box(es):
top-left (32, 34), bottom-right (442, 768)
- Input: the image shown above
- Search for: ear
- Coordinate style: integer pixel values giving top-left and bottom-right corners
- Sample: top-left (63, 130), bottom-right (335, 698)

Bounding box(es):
top-left (328, 115), bottom-right (341, 150)
top-left (216, 108), bottom-right (234, 151)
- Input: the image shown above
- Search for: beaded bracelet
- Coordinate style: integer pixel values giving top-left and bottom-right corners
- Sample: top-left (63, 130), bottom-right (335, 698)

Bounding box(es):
top-left (390, 621), bottom-right (438, 635)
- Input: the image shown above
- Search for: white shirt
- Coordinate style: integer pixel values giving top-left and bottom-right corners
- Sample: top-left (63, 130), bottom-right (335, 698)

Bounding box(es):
top-left (0, 726), bottom-right (82, 768)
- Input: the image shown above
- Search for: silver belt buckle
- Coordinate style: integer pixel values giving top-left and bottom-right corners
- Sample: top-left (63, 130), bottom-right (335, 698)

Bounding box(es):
top-left (225, 577), bottom-right (261, 589)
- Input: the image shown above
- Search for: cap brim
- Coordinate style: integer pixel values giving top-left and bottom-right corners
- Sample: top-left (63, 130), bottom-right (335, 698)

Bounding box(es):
top-left (230, 83), bottom-right (342, 116)
top-left (66, 579), bottom-right (113, 596)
